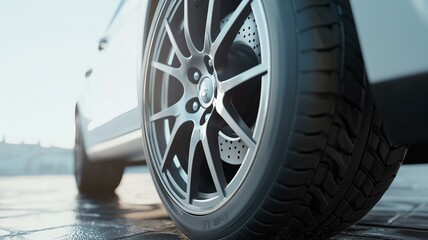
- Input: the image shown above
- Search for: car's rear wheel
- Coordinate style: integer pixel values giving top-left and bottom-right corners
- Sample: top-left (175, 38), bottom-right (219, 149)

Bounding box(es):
top-left (141, 0), bottom-right (407, 239)
top-left (74, 113), bottom-right (124, 195)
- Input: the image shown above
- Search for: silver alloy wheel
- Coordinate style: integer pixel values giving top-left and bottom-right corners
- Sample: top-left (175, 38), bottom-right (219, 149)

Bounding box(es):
top-left (143, 0), bottom-right (270, 215)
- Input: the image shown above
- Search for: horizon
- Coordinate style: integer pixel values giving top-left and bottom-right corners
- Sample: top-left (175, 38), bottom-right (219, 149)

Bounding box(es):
top-left (0, 137), bottom-right (72, 150)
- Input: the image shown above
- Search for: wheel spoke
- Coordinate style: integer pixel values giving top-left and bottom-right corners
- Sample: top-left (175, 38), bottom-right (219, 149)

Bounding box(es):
top-left (216, 100), bottom-right (256, 149)
top-left (219, 63), bottom-right (267, 93)
top-left (150, 99), bottom-right (183, 122)
top-left (186, 126), bottom-right (201, 203)
top-left (201, 123), bottom-right (226, 198)
top-left (152, 61), bottom-right (191, 91)
top-left (204, 0), bottom-right (221, 50)
top-left (161, 118), bottom-right (185, 171)
top-left (184, 0), bottom-right (200, 52)
top-left (151, 61), bottom-right (184, 82)
top-left (164, 20), bottom-right (187, 64)
top-left (211, 0), bottom-right (251, 57)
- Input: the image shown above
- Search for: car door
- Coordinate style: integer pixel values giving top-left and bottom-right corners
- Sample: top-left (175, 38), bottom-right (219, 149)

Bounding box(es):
top-left (87, 0), bottom-right (147, 135)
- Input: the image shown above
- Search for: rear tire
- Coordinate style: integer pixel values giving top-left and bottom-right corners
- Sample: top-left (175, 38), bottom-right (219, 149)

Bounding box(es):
top-left (141, 0), bottom-right (407, 239)
top-left (74, 112), bottom-right (124, 195)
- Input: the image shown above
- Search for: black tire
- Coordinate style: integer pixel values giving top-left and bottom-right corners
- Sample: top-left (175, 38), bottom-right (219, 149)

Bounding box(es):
top-left (142, 0), bottom-right (407, 239)
top-left (74, 112), bottom-right (124, 195)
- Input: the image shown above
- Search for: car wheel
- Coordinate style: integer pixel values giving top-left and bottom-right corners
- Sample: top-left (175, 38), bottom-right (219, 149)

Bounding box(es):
top-left (141, 0), bottom-right (407, 239)
top-left (74, 112), bottom-right (124, 195)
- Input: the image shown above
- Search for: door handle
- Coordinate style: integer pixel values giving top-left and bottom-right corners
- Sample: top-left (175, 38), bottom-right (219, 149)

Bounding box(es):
top-left (98, 38), bottom-right (108, 51)
top-left (85, 68), bottom-right (93, 78)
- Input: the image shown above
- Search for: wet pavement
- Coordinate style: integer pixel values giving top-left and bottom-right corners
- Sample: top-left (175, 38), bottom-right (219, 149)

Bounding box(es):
top-left (0, 165), bottom-right (428, 239)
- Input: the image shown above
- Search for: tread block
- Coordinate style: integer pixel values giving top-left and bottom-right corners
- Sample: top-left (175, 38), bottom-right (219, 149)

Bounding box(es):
top-left (279, 168), bottom-right (314, 187)
top-left (285, 151), bottom-right (320, 170)
top-left (380, 163), bottom-right (400, 181)
top-left (346, 209), bottom-right (370, 223)
top-left (300, 72), bottom-right (339, 94)
top-left (308, 186), bottom-right (329, 211)
top-left (353, 194), bottom-right (366, 209)
top-left (361, 179), bottom-right (374, 196)
top-left (299, 26), bottom-right (342, 51)
top-left (335, 201), bottom-right (349, 216)
top-left (342, 74), bottom-right (364, 109)
top-left (295, 115), bottom-right (331, 136)
top-left (324, 145), bottom-right (348, 178)
top-left (377, 140), bottom-right (390, 162)
top-left (264, 197), bottom-right (300, 215)
top-left (337, 128), bottom-right (354, 154)
top-left (362, 151), bottom-right (375, 170)
top-left (298, 95), bottom-right (336, 116)
top-left (300, 49), bottom-right (341, 72)
top-left (296, 206), bottom-right (315, 225)
top-left (367, 132), bottom-right (380, 151)
top-left (313, 166), bottom-right (327, 186)
top-left (368, 158), bottom-right (383, 182)
top-left (336, 100), bottom-right (361, 137)
top-left (290, 132), bottom-right (327, 153)
top-left (360, 195), bottom-right (383, 210)
top-left (372, 179), bottom-right (393, 196)
top-left (345, 185), bottom-right (359, 202)
top-left (354, 170), bottom-right (366, 188)
top-left (258, 209), bottom-right (291, 225)
top-left (345, 54), bottom-right (365, 79)
top-left (296, 6), bottom-right (338, 31)
top-left (386, 147), bottom-right (407, 165)
top-left (323, 171), bottom-right (339, 196)
top-left (287, 218), bottom-right (305, 232)
top-left (293, 0), bottom-right (331, 12)
top-left (273, 183), bottom-right (308, 199)
top-left (340, 206), bottom-right (353, 221)
top-left (324, 214), bottom-right (337, 226)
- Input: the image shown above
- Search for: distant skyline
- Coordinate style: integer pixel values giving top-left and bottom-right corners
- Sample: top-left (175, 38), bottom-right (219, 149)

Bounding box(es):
top-left (0, 0), bottom-right (120, 149)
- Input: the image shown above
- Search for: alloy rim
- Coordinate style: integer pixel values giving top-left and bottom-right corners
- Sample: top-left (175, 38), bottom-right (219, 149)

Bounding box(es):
top-left (144, 0), bottom-right (270, 214)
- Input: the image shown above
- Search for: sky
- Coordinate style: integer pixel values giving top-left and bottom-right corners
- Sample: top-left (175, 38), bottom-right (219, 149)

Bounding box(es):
top-left (0, 0), bottom-right (120, 149)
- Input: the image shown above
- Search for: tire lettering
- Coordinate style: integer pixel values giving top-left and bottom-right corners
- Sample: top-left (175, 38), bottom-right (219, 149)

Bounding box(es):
top-left (213, 214), bottom-right (229, 227)
top-left (203, 219), bottom-right (211, 230)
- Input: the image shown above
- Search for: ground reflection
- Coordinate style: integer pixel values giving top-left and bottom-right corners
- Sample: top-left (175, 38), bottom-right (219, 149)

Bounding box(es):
top-left (3, 165), bottom-right (428, 239)
top-left (0, 174), bottom-right (186, 239)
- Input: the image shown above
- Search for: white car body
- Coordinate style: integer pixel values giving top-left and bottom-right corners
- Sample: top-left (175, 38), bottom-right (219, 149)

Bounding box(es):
top-left (77, 0), bottom-right (428, 165)
top-left (76, 0), bottom-right (154, 163)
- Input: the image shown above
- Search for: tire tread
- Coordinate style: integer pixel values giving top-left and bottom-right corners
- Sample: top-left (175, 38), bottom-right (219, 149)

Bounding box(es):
top-left (239, 1), bottom-right (407, 239)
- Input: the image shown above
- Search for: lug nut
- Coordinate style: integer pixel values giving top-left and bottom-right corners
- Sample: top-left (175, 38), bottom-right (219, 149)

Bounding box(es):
top-left (193, 71), bottom-right (201, 81)
top-left (192, 102), bottom-right (199, 111)
top-left (208, 59), bottom-right (213, 68)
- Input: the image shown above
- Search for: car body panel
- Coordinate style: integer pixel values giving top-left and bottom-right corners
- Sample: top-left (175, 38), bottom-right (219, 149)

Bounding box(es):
top-left (87, 0), bottom-right (145, 130)
top-left (77, 0), bottom-right (152, 162)
top-left (85, 109), bottom-right (145, 161)
top-left (351, 0), bottom-right (428, 143)
top-left (78, 0), bottom-right (428, 165)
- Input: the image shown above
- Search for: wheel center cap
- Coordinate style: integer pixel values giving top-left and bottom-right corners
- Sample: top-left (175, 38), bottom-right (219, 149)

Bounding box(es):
top-left (198, 77), bottom-right (215, 108)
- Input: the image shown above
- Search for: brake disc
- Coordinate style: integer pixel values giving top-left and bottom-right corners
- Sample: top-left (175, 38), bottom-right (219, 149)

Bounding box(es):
top-left (218, 13), bottom-right (260, 165)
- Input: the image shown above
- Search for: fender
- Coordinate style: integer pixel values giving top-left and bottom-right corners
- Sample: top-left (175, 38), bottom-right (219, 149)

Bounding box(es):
top-left (351, 0), bottom-right (428, 144)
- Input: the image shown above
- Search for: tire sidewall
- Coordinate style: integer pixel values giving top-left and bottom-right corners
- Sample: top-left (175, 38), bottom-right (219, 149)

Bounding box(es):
top-left (142, 0), bottom-right (299, 238)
